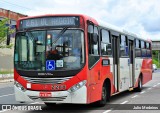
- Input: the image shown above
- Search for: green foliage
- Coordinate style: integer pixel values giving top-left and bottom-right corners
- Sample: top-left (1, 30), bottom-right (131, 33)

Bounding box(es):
top-left (153, 59), bottom-right (160, 68)
top-left (152, 50), bottom-right (160, 68)
top-left (0, 71), bottom-right (13, 74)
top-left (0, 18), bottom-right (15, 49)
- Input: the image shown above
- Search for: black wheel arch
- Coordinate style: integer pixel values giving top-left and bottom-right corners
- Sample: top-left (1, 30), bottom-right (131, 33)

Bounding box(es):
top-left (103, 78), bottom-right (111, 100)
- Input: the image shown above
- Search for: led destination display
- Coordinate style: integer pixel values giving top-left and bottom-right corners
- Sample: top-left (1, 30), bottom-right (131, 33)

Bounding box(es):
top-left (20, 16), bottom-right (79, 29)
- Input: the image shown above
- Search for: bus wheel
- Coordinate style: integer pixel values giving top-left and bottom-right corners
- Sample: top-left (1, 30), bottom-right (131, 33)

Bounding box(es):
top-left (97, 85), bottom-right (108, 106)
top-left (45, 103), bottom-right (56, 106)
top-left (136, 77), bottom-right (142, 92)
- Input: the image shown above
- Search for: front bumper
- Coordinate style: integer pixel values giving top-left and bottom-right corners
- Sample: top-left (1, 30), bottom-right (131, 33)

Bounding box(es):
top-left (14, 85), bottom-right (87, 104)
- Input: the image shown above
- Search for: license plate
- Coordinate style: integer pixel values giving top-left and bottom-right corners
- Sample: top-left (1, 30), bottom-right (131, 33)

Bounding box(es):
top-left (39, 92), bottom-right (52, 97)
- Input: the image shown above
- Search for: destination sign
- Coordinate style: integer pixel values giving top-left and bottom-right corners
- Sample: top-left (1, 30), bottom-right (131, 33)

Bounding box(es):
top-left (20, 16), bottom-right (79, 29)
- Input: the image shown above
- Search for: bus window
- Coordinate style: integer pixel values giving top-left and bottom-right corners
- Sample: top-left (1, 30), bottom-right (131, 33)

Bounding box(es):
top-left (19, 37), bottom-right (27, 61)
top-left (139, 40), bottom-right (141, 48)
top-left (146, 43), bottom-right (151, 57)
top-left (101, 29), bottom-right (111, 56)
top-left (141, 41), bottom-right (147, 57)
top-left (135, 39), bottom-right (139, 48)
top-left (141, 41), bottom-right (145, 48)
top-left (14, 31), bottom-right (46, 70)
top-left (88, 24), bottom-right (100, 68)
top-left (144, 42), bottom-right (146, 48)
top-left (88, 24), bottom-right (93, 54)
top-left (120, 35), bottom-right (128, 57)
top-left (88, 25), bottom-right (99, 55)
top-left (93, 26), bottom-right (99, 55)
top-left (146, 43), bottom-right (149, 49)
top-left (46, 30), bottom-right (85, 70)
top-left (135, 39), bottom-right (141, 57)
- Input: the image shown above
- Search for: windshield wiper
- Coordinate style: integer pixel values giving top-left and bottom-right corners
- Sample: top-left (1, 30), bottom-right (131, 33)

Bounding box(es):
top-left (51, 27), bottom-right (69, 45)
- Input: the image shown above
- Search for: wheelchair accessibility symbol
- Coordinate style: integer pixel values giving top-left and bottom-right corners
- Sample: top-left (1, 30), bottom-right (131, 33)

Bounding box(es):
top-left (46, 60), bottom-right (55, 71)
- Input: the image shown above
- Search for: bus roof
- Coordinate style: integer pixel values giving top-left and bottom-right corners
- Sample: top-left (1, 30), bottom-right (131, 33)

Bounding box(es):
top-left (17, 14), bottom-right (150, 42)
top-left (96, 19), bottom-right (150, 42)
top-left (18, 14), bottom-right (98, 24)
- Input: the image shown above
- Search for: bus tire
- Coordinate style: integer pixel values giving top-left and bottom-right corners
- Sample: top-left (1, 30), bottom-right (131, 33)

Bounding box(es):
top-left (97, 84), bottom-right (110, 107)
top-left (136, 76), bottom-right (142, 92)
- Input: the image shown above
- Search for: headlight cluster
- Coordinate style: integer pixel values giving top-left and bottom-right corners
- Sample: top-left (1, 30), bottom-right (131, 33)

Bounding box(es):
top-left (68, 80), bottom-right (86, 93)
top-left (14, 81), bottom-right (26, 92)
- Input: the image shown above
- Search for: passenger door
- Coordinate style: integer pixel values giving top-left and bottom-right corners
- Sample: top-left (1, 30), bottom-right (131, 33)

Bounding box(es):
top-left (88, 24), bottom-right (101, 102)
top-left (119, 35), bottom-right (130, 92)
top-left (129, 40), bottom-right (134, 87)
top-left (111, 33), bottom-right (120, 93)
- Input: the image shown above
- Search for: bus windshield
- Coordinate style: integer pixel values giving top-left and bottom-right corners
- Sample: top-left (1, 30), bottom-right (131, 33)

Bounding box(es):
top-left (14, 29), bottom-right (85, 71)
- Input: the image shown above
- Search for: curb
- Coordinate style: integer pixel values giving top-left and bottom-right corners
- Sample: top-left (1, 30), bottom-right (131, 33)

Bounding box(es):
top-left (0, 79), bottom-right (14, 83)
top-left (0, 74), bottom-right (14, 83)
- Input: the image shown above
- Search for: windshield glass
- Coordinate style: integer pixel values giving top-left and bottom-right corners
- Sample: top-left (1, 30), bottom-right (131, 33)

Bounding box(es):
top-left (14, 29), bottom-right (85, 71)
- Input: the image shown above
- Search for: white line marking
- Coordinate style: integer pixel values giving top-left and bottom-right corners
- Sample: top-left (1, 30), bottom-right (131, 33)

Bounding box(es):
top-left (0, 93), bottom-right (14, 98)
top-left (103, 110), bottom-right (112, 113)
top-left (153, 85), bottom-right (157, 87)
top-left (120, 101), bottom-right (128, 104)
top-left (131, 95), bottom-right (138, 98)
top-left (140, 91), bottom-right (145, 94)
top-left (157, 83), bottom-right (160, 85)
top-left (147, 88), bottom-right (152, 90)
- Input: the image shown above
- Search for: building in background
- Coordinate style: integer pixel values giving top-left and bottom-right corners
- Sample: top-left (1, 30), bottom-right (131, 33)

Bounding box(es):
top-left (0, 8), bottom-right (27, 71)
top-left (0, 8), bottom-right (27, 25)
top-left (0, 8), bottom-right (27, 37)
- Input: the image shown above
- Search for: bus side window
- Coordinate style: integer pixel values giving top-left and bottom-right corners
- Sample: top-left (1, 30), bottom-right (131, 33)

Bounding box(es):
top-left (141, 41), bottom-right (147, 57)
top-left (101, 29), bottom-right (111, 56)
top-left (88, 24), bottom-right (94, 54)
top-left (120, 35), bottom-right (128, 57)
top-left (135, 39), bottom-right (141, 57)
top-left (146, 42), bottom-right (151, 57)
top-left (88, 25), bottom-right (99, 55)
top-left (88, 24), bottom-right (100, 68)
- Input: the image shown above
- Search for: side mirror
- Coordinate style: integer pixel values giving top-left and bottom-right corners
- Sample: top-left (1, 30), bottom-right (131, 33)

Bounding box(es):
top-left (91, 33), bottom-right (98, 45)
top-left (6, 34), bottom-right (10, 45)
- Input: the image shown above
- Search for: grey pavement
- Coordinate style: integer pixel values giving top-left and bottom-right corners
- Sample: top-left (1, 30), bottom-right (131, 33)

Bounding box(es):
top-left (0, 74), bottom-right (14, 83)
top-left (0, 55), bottom-right (14, 70)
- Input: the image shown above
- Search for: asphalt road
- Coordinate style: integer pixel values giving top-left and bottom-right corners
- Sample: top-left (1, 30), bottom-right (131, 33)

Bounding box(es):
top-left (0, 70), bottom-right (160, 113)
top-left (153, 69), bottom-right (160, 73)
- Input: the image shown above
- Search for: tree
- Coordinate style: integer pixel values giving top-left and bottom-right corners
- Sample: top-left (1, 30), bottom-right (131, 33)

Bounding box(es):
top-left (0, 18), bottom-right (15, 49)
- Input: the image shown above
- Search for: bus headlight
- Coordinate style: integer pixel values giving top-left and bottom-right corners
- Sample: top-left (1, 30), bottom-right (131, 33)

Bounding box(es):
top-left (14, 81), bottom-right (26, 92)
top-left (68, 80), bottom-right (86, 93)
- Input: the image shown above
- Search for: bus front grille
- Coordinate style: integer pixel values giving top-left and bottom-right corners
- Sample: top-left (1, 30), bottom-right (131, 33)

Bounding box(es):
top-left (41, 96), bottom-right (67, 101)
top-left (29, 96), bottom-right (67, 101)
top-left (22, 76), bottom-right (73, 84)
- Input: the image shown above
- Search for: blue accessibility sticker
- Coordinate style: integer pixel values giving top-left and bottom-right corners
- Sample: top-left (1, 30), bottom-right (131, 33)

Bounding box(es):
top-left (46, 60), bottom-right (55, 71)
